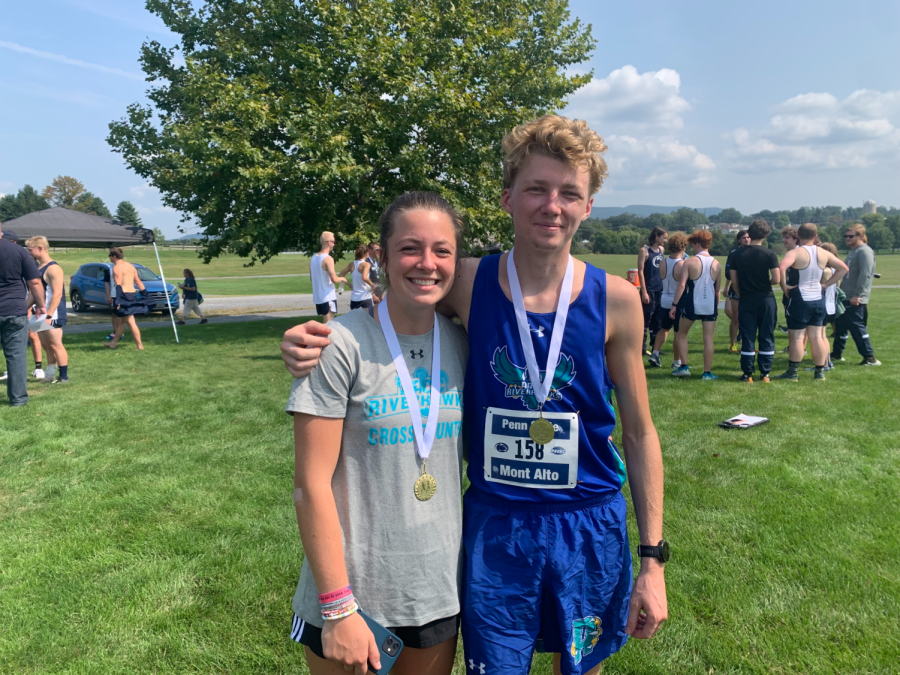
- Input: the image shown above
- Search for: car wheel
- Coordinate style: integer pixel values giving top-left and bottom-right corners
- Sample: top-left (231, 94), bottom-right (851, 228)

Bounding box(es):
top-left (70, 290), bottom-right (88, 313)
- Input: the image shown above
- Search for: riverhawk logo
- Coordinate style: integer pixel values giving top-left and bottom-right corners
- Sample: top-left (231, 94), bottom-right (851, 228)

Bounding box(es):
top-left (570, 616), bottom-right (602, 665)
top-left (489, 346), bottom-right (576, 411)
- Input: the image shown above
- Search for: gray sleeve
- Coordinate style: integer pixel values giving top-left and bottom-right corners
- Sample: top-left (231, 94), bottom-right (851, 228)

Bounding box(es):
top-left (285, 325), bottom-right (357, 418)
top-left (856, 248), bottom-right (875, 291)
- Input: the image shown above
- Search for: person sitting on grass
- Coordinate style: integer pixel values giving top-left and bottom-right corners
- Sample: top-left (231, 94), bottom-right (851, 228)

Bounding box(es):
top-left (287, 192), bottom-right (469, 675)
top-left (177, 269), bottom-right (207, 325)
top-left (648, 231), bottom-right (688, 370)
top-left (104, 248), bottom-right (152, 350)
top-left (669, 230), bottom-right (721, 380)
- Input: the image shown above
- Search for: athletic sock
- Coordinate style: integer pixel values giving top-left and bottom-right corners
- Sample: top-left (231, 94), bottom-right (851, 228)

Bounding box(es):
top-left (673, 360), bottom-right (682, 368)
top-left (59, 366), bottom-right (68, 379)
top-left (788, 361), bottom-right (800, 376)
top-left (35, 361), bottom-right (42, 369)
top-left (652, 350), bottom-right (659, 356)
top-left (814, 365), bottom-right (824, 376)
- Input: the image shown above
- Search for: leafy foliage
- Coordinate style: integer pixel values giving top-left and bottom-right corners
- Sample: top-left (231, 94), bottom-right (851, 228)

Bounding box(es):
top-left (0, 185), bottom-right (50, 221)
top-left (115, 201), bottom-right (144, 228)
top-left (42, 176), bottom-right (85, 208)
top-left (73, 192), bottom-right (113, 219)
top-left (108, 0), bottom-right (595, 264)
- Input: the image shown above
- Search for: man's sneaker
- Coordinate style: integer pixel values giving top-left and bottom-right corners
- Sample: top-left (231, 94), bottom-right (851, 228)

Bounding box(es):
top-left (41, 366), bottom-right (57, 383)
top-left (814, 370), bottom-right (826, 380)
top-left (779, 346), bottom-right (790, 354)
top-left (200, 318), bottom-right (209, 324)
top-left (831, 354), bottom-right (845, 363)
top-left (702, 372), bottom-right (719, 380)
top-left (740, 374), bottom-right (753, 383)
top-left (774, 370), bottom-right (799, 381)
top-left (672, 365), bottom-right (691, 377)
top-left (50, 378), bottom-right (69, 385)
top-left (860, 358), bottom-right (882, 366)
top-left (648, 353), bottom-right (661, 368)
top-left (778, 325), bottom-right (789, 334)
top-left (32, 368), bottom-right (45, 380)
top-left (0, 371), bottom-right (7, 381)
top-left (729, 343), bottom-right (740, 353)
top-left (643, 349), bottom-right (652, 357)
top-left (176, 320), bottom-right (186, 325)
top-left (761, 375), bottom-right (771, 383)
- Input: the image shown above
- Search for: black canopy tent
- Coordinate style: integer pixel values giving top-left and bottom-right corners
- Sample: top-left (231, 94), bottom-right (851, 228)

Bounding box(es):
top-left (2, 207), bottom-right (180, 342)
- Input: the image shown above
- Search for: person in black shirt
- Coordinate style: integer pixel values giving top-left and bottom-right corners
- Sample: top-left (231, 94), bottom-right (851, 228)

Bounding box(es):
top-left (730, 219), bottom-right (781, 382)
top-left (0, 221), bottom-right (46, 405)
top-left (637, 227), bottom-right (667, 356)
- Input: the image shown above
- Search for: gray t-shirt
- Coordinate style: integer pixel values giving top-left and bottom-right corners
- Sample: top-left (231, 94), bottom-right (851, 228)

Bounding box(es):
top-left (286, 308), bottom-right (468, 628)
top-left (841, 243), bottom-right (875, 304)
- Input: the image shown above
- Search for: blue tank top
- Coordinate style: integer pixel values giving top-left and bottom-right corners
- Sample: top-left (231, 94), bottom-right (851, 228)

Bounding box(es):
top-left (464, 254), bottom-right (625, 508)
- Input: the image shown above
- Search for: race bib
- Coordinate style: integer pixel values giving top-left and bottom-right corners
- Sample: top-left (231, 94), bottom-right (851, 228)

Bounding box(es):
top-left (484, 407), bottom-right (579, 489)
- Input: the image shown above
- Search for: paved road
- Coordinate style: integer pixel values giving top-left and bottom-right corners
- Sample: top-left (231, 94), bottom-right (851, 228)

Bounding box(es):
top-left (196, 273), bottom-right (308, 280)
top-left (201, 293), bottom-right (353, 313)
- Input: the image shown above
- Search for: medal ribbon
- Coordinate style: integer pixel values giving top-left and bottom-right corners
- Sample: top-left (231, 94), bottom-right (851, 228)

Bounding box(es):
top-left (378, 298), bottom-right (441, 462)
top-left (506, 247), bottom-right (574, 407)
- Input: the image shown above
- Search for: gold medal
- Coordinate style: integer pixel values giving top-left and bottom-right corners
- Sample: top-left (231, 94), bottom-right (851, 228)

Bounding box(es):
top-left (529, 413), bottom-right (555, 445)
top-left (414, 462), bottom-right (437, 501)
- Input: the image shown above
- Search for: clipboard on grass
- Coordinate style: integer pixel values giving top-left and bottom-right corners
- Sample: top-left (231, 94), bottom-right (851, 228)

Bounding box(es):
top-left (718, 414), bottom-right (769, 429)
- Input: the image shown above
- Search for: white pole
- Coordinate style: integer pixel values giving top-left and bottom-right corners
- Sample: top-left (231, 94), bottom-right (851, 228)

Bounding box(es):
top-left (153, 241), bottom-right (180, 344)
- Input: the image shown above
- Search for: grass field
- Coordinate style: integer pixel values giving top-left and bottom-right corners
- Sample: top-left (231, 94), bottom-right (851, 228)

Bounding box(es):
top-left (1, 291), bottom-right (897, 672)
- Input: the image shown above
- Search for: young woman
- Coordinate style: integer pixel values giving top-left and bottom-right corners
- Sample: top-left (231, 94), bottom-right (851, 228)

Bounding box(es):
top-left (723, 230), bottom-right (750, 353)
top-left (338, 246), bottom-right (376, 310)
top-left (670, 230), bottom-right (721, 380)
top-left (177, 269), bottom-right (207, 325)
top-left (286, 192), bottom-right (469, 675)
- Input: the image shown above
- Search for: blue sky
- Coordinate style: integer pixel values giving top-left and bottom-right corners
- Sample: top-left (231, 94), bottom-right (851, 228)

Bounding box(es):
top-left (1, 0), bottom-right (898, 238)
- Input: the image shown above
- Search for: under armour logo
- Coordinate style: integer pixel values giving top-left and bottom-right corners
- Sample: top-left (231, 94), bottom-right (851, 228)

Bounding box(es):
top-left (530, 324), bottom-right (545, 338)
top-left (410, 349), bottom-right (424, 359)
top-left (468, 660), bottom-right (486, 674)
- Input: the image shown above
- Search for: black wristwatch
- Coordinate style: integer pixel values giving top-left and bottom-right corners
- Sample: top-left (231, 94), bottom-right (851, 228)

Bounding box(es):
top-left (637, 540), bottom-right (670, 563)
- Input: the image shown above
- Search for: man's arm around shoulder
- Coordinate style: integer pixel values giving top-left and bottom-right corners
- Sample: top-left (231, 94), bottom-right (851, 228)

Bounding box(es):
top-left (605, 276), bottom-right (667, 639)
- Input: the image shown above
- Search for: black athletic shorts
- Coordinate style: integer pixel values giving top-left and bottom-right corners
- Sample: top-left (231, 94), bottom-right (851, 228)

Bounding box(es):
top-left (681, 303), bottom-right (718, 323)
top-left (350, 298), bottom-right (374, 310)
top-left (786, 295), bottom-right (826, 330)
top-left (315, 300), bottom-right (337, 316)
top-left (290, 613), bottom-right (459, 657)
top-left (727, 288), bottom-right (739, 301)
top-left (655, 304), bottom-right (677, 331)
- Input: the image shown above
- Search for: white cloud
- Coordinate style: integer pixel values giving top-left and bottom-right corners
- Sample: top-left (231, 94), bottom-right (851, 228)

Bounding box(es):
top-left (604, 135), bottom-right (716, 190)
top-left (727, 88), bottom-right (900, 173)
top-left (130, 183), bottom-right (176, 214)
top-left (564, 65), bottom-right (691, 131)
top-left (129, 183), bottom-right (158, 200)
top-left (0, 40), bottom-right (143, 80)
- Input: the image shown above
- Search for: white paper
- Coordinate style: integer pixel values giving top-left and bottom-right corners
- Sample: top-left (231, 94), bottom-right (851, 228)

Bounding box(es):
top-left (28, 314), bottom-right (52, 332)
top-left (725, 413), bottom-right (768, 428)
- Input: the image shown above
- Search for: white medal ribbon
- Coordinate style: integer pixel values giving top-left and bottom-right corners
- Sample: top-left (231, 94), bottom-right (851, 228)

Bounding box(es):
top-left (378, 298), bottom-right (441, 462)
top-left (506, 247), bottom-right (574, 407)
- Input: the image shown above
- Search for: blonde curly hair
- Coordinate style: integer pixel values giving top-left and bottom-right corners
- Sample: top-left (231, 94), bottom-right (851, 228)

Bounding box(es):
top-left (502, 115), bottom-right (609, 195)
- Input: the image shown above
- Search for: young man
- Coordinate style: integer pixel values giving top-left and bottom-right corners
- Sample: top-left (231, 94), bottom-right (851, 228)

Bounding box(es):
top-left (310, 231), bottom-right (346, 323)
top-left (832, 224), bottom-right (880, 366)
top-left (648, 232), bottom-right (688, 369)
top-left (775, 224), bottom-right (847, 381)
top-left (723, 230), bottom-right (750, 353)
top-left (779, 226), bottom-right (799, 340)
top-left (281, 115), bottom-right (667, 675)
top-left (668, 230), bottom-right (721, 380)
top-left (730, 220), bottom-right (781, 383)
top-left (637, 227), bottom-right (667, 356)
top-left (105, 248), bottom-right (150, 350)
top-left (24, 237), bottom-right (70, 384)
top-left (0, 221), bottom-right (45, 405)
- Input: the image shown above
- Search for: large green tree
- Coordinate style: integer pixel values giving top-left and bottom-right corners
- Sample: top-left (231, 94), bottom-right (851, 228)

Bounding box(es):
top-left (73, 192), bottom-right (113, 218)
top-left (0, 185), bottom-right (50, 221)
top-left (116, 201), bottom-right (144, 227)
top-left (42, 176), bottom-right (85, 208)
top-left (108, 0), bottom-right (595, 263)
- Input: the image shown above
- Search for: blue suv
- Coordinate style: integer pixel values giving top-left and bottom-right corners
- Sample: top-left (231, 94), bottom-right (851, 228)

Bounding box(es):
top-left (69, 262), bottom-right (180, 314)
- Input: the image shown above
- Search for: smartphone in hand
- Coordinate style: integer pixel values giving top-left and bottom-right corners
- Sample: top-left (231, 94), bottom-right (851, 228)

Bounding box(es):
top-left (359, 610), bottom-right (404, 675)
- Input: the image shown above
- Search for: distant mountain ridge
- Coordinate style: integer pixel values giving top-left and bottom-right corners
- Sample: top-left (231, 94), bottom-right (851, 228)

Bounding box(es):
top-left (590, 205), bottom-right (723, 219)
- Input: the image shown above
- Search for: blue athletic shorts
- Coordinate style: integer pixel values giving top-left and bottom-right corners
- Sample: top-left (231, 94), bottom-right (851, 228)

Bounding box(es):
top-left (786, 295), bottom-right (826, 330)
top-left (461, 490), bottom-right (632, 675)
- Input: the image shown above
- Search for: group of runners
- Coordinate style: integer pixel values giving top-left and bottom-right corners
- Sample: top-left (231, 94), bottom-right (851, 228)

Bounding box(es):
top-left (640, 219), bottom-right (880, 382)
top-left (279, 115), bottom-right (667, 675)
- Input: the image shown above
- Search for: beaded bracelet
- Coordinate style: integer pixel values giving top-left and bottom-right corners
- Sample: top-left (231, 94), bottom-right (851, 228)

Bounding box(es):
top-left (319, 585), bottom-right (359, 621)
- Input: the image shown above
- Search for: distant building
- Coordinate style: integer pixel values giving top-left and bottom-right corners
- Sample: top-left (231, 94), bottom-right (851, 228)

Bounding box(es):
top-left (714, 223), bottom-right (743, 235)
top-left (864, 200), bottom-right (877, 214)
